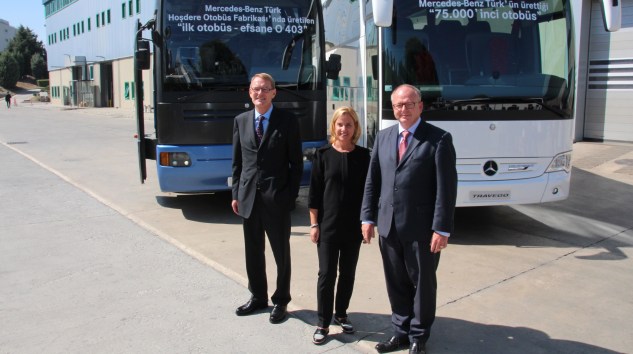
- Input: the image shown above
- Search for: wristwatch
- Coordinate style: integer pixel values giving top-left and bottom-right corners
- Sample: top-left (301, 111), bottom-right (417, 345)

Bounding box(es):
top-left (310, 223), bottom-right (319, 228)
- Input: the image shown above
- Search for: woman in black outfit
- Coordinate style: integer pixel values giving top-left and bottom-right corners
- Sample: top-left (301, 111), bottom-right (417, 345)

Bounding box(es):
top-left (308, 106), bottom-right (370, 344)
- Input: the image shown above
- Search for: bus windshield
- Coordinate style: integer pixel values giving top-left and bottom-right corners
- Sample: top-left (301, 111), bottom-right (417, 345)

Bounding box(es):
top-left (161, 0), bottom-right (321, 91)
top-left (383, 0), bottom-right (573, 118)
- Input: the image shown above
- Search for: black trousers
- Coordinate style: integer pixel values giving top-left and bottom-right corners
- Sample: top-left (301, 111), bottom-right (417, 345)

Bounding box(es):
top-left (379, 232), bottom-right (441, 342)
top-left (316, 239), bottom-right (361, 327)
top-left (242, 193), bottom-right (292, 306)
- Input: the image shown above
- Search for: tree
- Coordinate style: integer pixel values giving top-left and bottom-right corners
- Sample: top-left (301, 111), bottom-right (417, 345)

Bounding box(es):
top-left (0, 52), bottom-right (20, 88)
top-left (6, 26), bottom-right (47, 78)
top-left (31, 53), bottom-right (48, 80)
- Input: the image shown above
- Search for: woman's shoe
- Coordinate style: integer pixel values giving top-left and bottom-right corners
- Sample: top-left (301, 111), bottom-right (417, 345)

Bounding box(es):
top-left (334, 316), bottom-right (355, 334)
top-left (313, 327), bottom-right (329, 345)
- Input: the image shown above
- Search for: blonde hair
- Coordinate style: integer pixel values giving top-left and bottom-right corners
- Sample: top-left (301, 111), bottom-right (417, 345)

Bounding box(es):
top-left (329, 106), bottom-right (362, 145)
top-left (250, 73), bottom-right (276, 88)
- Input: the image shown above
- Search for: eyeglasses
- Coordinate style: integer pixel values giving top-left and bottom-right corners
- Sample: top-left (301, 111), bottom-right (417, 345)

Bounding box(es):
top-left (392, 102), bottom-right (420, 110)
top-left (250, 87), bottom-right (274, 93)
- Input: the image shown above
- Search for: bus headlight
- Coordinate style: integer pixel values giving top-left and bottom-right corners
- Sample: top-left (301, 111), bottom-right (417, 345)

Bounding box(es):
top-left (160, 152), bottom-right (191, 167)
top-left (545, 151), bottom-right (571, 173)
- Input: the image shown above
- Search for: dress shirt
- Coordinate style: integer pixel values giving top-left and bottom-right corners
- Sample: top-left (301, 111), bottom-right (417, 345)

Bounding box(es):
top-left (254, 106), bottom-right (273, 134)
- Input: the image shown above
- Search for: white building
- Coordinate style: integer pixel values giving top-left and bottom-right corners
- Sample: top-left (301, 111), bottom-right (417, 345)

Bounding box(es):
top-left (44, 0), bottom-right (154, 109)
top-left (573, 0), bottom-right (633, 142)
top-left (0, 18), bottom-right (18, 52)
top-left (43, 0), bottom-right (633, 142)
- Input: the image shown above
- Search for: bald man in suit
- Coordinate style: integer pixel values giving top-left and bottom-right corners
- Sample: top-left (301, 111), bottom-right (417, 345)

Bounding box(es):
top-left (361, 84), bottom-right (457, 353)
top-left (232, 73), bottom-right (303, 324)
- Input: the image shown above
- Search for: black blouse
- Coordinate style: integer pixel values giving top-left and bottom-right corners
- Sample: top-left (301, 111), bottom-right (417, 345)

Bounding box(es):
top-left (308, 144), bottom-right (371, 243)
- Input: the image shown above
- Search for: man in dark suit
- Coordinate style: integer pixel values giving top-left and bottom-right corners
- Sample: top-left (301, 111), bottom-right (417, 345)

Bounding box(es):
top-left (231, 73), bottom-right (303, 324)
top-left (361, 84), bottom-right (457, 353)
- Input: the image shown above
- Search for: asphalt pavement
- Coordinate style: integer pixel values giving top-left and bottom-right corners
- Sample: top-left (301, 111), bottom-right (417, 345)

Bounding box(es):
top-left (1, 96), bottom-right (632, 353)
top-left (0, 96), bottom-right (363, 353)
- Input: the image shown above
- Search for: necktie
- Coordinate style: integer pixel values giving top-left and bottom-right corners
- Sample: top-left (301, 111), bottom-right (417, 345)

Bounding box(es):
top-left (256, 115), bottom-right (265, 145)
top-left (398, 130), bottom-right (409, 162)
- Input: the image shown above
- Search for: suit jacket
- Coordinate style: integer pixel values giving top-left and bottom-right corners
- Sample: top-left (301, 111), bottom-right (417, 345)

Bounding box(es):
top-left (360, 121), bottom-right (457, 241)
top-left (232, 106), bottom-right (303, 219)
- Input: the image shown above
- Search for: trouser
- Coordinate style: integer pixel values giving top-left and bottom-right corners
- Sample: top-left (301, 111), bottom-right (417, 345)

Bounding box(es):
top-left (316, 239), bottom-right (361, 327)
top-left (242, 193), bottom-right (292, 305)
top-left (379, 231), bottom-right (441, 342)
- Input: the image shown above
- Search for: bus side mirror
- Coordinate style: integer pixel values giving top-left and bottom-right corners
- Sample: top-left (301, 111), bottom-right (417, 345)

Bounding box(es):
top-left (600, 0), bottom-right (622, 32)
top-left (136, 40), bottom-right (151, 70)
top-left (372, 0), bottom-right (394, 27)
top-left (326, 54), bottom-right (341, 80)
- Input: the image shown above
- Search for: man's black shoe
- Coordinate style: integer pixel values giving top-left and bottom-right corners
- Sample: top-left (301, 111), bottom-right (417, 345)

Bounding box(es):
top-left (235, 299), bottom-right (268, 316)
top-left (375, 336), bottom-right (410, 353)
top-left (269, 304), bottom-right (288, 323)
top-left (409, 339), bottom-right (426, 354)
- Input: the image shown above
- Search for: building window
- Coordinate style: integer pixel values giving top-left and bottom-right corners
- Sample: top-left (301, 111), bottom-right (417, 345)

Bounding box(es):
top-left (330, 78), bottom-right (340, 100)
top-left (101, 11), bottom-right (105, 26)
top-left (88, 18), bottom-right (91, 31)
top-left (96, 14), bottom-right (100, 28)
top-left (89, 66), bottom-right (94, 80)
top-left (107, 9), bottom-right (111, 24)
top-left (122, 3), bottom-right (126, 18)
top-left (136, 0), bottom-right (140, 13)
top-left (128, 1), bottom-right (133, 17)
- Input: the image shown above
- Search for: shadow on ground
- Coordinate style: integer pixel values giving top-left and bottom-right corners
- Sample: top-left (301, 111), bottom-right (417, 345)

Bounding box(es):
top-left (289, 309), bottom-right (618, 354)
top-left (154, 188), bottom-right (312, 230)
top-left (451, 167), bottom-right (633, 260)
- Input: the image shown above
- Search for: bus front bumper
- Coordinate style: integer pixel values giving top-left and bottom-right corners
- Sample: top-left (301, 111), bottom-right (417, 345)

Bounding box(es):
top-left (456, 170), bottom-right (570, 207)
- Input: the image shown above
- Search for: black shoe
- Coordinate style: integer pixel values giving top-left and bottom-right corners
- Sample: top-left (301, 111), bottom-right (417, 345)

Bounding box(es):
top-left (235, 299), bottom-right (268, 316)
top-left (375, 336), bottom-right (410, 353)
top-left (269, 304), bottom-right (288, 324)
top-left (334, 316), bottom-right (355, 334)
top-left (409, 339), bottom-right (426, 354)
top-left (312, 327), bottom-right (329, 345)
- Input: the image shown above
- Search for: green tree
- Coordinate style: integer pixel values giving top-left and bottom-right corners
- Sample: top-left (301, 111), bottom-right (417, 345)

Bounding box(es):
top-left (0, 52), bottom-right (20, 88)
top-left (6, 26), bottom-right (47, 78)
top-left (31, 53), bottom-right (48, 80)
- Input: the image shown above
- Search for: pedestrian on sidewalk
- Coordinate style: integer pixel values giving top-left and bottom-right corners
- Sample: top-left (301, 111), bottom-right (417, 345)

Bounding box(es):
top-left (361, 84), bottom-right (458, 354)
top-left (231, 73), bottom-right (303, 324)
top-left (4, 92), bottom-right (11, 108)
top-left (308, 106), bottom-right (370, 345)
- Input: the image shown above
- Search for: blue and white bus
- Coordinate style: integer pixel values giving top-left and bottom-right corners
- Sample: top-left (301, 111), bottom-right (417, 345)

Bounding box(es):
top-left (134, 0), bottom-right (340, 192)
top-left (323, 0), bottom-right (621, 206)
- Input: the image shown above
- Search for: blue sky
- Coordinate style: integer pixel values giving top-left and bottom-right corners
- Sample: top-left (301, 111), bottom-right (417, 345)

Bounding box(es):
top-left (1, 0), bottom-right (47, 43)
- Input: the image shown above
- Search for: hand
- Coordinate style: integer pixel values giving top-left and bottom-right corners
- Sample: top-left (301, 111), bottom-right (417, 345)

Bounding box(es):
top-left (430, 232), bottom-right (448, 253)
top-left (310, 227), bottom-right (319, 244)
top-left (231, 200), bottom-right (239, 215)
top-left (361, 224), bottom-right (375, 244)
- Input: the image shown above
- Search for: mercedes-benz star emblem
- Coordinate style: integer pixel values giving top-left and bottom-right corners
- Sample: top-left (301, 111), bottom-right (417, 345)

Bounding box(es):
top-left (483, 160), bottom-right (498, 176)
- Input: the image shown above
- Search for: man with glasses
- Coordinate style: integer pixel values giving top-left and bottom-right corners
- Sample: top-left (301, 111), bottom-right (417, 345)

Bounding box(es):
top-left (231, 73), bottom-right (303, 324)
top-left (361, 84), bottom-right (457, 353)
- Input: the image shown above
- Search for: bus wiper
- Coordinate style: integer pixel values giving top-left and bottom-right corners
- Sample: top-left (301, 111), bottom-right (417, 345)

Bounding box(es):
top-left (443, 97), bottom-right (566, 117)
